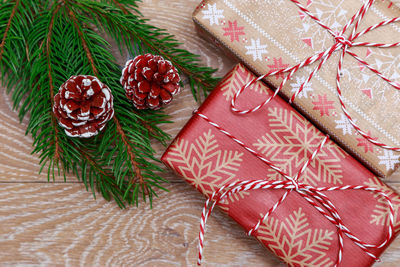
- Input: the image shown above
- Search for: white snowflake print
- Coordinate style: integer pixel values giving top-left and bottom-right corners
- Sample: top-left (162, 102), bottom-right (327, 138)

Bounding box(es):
top-left (334, 114), bottom-right (355, 135)
top-left (290, 76), bottom-right (313, 98)
top-left (245, 39), bottom-right (268, 61)
top-left (349, 45), bottom-right (400, 105)
top-left (391, 70), bottom-right (400, 81)
top-left (378, 150), bottom-right (400, 171)
top-left (202, 3), bottom-right (224, 26)
top-left (293, 0), bottom-right (349, 50)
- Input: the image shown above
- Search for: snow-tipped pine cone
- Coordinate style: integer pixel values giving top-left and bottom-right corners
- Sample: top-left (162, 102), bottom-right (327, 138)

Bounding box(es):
top-left (53, 75), bottom-right (114, 138)
top-left (120, 54), bottom-right (181, 110)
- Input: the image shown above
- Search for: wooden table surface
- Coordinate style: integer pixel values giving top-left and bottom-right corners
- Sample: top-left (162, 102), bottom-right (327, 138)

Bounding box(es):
top-left (1, 0), bottom-right (400, 266)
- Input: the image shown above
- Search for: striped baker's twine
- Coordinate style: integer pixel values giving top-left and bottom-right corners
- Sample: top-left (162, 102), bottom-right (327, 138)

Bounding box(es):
top-left (195, 111), bottom-right (395, 266)
top-left (230, 0), bottom-right (400, 152)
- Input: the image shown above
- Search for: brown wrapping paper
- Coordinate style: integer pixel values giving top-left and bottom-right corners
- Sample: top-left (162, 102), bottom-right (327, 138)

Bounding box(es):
top-left (193, 0), bottom-right (400, 177)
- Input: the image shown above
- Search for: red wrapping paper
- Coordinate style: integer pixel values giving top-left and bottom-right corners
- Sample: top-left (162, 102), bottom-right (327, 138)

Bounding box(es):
top-left (162, 64), bottom-right (400, 266)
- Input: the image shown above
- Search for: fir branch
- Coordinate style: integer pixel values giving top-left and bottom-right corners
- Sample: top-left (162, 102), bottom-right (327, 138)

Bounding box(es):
top-left (133, 112), bottom-right (157, 137)
top-left (65, 1), bottom-right (149, 194)
top-left (0, 0), bottom-right (36, 94)
top-left (67, 1), bottom-right (167, 204)
top-left (66, 1), bottom-right (169, 142)
top-left (73, 0), bottom-right (220, 100)
top-left (71, 141), bottom-right (130, 208)
top-left (113, 116), bottom-right (147, 192)
top-left (112, 0), bottom-right (130, 12)
top-left (64, 1), bottom-right (98, 74)
top-left (45, 4), bottom-right (61, 160)
top-left (0, 0), bottom-right (19, 63)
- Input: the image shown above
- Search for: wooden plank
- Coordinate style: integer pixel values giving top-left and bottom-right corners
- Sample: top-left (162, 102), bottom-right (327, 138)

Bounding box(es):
top-left (0, 182), bottom-right (281, 266)
top-left (0, 182), bottom-right (399, 266)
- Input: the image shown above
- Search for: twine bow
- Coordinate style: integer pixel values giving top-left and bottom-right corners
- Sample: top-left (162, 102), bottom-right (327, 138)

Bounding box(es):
top-left (231, 0), bottom-right (400, 152)
top-left (195, 111), bottom-right (395, 266)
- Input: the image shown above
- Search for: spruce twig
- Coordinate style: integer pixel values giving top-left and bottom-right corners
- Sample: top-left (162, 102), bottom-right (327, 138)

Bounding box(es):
top-left (72, 0), bottom-right (220, 100)
top-left (0, 0), bottom-right (19, 62)
top-left (113, 0), bottom-right (217, 91)
top-left (113, 116), bottom-right (148, 194)
top-left (45, 4), bottom-right (61, 160)
top-left (66, 1), bottom-right (148, 195)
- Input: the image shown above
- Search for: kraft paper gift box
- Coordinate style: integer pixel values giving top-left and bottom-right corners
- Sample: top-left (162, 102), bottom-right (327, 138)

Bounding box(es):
top-left (162, 64), bottom-right (400, 266)
top-left (193, 0), bottom-right (400, 177)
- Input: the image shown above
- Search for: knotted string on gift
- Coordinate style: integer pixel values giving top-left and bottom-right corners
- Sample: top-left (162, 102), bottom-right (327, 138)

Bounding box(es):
top-left (231, 0), bottom-right (400, 152)
top-left (195, 111), bottom-right (395, 266)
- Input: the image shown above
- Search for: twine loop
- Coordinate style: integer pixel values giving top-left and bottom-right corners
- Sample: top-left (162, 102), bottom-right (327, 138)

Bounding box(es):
top-left (334, 34), bottom-right (354, 48)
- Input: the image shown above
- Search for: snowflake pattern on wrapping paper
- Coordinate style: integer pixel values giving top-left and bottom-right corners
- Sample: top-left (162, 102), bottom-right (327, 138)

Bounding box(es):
top-left (290, 76), bottom-right (314, 98)
top-left (268, 58), bottom-right (290, 80)
top-left (245, 38), bottom-right (268, 61)
top-left (293, 0), bottom-right (349, 50)
top-left (202, 3), bottom-right (224, 25)
top-left (312, 95), bottom-right (335, 116)
top-left (257, 207), bottom-right (335, 267)
top-left (195, 0), bottom-right (206, 10)
top-left (334, 114), bottom-right (356, 136)
top-left (223, 20), bottom-right (245, 42)
top-left (348, 49), bottom-right (400, 105)
top-left (220, 64), bottom-right (269, 101)
top-left (253, 107), bottom-right (346, 186)
top-left (357, 131), bottom-right (377, 153)
top-left (378, 150), bottom-right (400, 171)
top-left (289, 0), bottom-right (400, 171)
top-left (164, 130), bottom-right (246, 209)
top-left (364, 178), bottom-right (400, 228)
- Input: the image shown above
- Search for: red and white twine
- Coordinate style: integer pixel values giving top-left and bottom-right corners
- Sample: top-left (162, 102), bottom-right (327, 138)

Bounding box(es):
top-left (231, 0), bottom-right (400, 152)
top-left (195, 111), bottom-right (395, 266)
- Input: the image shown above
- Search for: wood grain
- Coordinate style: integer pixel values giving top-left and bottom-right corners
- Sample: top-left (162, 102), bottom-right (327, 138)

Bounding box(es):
top-left (0, 0), bottom-right (399, 266)
top-left (0, 183), bottom-right (283, 266)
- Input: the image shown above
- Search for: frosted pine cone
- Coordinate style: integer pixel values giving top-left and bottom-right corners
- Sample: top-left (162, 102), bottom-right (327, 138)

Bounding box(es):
top-left (120, 54), bottom-right (181, 109)
top-left (53, 75), bottom-right (114, 138)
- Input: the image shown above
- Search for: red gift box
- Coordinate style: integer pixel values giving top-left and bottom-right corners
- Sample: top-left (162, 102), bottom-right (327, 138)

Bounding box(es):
top-left (161, 64), bottom-right (400, 266)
